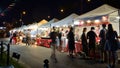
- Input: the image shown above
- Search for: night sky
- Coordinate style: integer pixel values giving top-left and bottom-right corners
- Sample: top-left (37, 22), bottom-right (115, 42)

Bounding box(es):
top-left (0, 0), bottom-right (120, 26)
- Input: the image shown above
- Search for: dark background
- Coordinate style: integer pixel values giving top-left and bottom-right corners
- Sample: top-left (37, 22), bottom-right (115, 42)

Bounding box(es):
top-left (0, 0), bottom-right (120, 27)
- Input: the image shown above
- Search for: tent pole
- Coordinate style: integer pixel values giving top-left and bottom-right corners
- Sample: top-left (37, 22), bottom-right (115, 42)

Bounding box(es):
top-left (118, 9), bottom-right (120, 36)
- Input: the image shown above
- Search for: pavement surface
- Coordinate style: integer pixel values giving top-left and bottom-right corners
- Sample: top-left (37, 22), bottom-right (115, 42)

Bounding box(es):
top-left (1, 38), bottom-right (120, 68)
top-left (9, 44), bottom-right (120, 68)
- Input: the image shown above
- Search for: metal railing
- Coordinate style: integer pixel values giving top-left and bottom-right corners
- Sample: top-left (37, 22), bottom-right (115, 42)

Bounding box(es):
top-left (0, 41), bottom-right (10, 66)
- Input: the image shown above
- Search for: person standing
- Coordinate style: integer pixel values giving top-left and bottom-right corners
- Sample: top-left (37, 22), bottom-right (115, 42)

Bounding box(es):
top-left (81, 27), bottom-right (88, 58)
top-left (58, 28), bottom-right (63, 51)
top-left (99, 24), bottom-right (107, 63)
top-left (49, 26), bottom-right (58, 63)
top-left (26, 33), bottom-right (31, 46)
top-left (9, 31), bottom-right (13, 44)
top-left (61, 33), bottom-right (66, 52)
top-left (87, 27), bottom-right (97, 60)
top-left (67, 27), bottom-right (75, 58)
top-left (105, 24), bottom-right (118, 68)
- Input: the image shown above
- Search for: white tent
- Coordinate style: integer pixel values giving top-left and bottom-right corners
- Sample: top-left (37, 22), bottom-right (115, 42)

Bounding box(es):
top-left (37, 18), bottom-right (59, 36)
top-left (10, 25), bottom-right (28, 32)
top-left (74, 4), bottom-right (118, 19)
top-left (51, 13), bottom-right (79, 27)
top-left (26, 23), bottom-right (38, 30)
top-left (16, 25), bottom-right (27, 31)
top-left (74, 4), bottom-right (120, 35)
top-left (40, 18), bottom-right (59, 28)
top-left (37, 19), bottom-right (48, 27)
top-left (29, 19), bottom-right (48, 35)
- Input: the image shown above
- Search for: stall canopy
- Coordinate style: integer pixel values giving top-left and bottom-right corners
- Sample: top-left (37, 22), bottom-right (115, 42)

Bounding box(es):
top-left (51, 13), bottom-right (79, 27)
top-left (37, 19), bottom-right (48, 27)
top-left (17, 25), bottom-right (27, 31)
top-left (74, 4), bottom-right (120, 35)
top-left (74, 4), bottom-right (118, 20)
top-left (40, 18), bottom-right (59, 28)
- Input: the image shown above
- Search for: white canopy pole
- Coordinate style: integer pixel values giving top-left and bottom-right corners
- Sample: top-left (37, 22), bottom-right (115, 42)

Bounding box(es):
top-left (118, 9), bottom-right (120, 36)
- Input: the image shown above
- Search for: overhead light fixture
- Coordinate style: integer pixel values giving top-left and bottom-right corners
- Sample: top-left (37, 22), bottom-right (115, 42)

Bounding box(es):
top-left (60, 9), bottom-right (64, 12)
top-left (116, 16), bottom-right (120, 19)
top-left (87, 0), bottom-right (91, 2)
top-left (87, 20), bottom-right (91, 23)
top-left (74, 20), bottom-right (79, 25)
top-left (94, 19), bottom-right (100, 23)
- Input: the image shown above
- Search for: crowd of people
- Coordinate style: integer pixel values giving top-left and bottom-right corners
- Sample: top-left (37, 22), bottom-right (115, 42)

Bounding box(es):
top-left (8, 23), bottom-right (119, 68)
top-left (79, 24), bottom-right (119, 68)
top-left (49, 26), bottom-right (75, 63)
top-left (82, 24), bottom-right (119, 68)
top-left (49, 24), bottom-right (119, 68)
top-left (9, 30), bottom-right (36, 45)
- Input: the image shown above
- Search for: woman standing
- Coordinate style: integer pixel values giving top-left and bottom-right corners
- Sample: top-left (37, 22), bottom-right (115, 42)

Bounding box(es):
top-left (67, 27), bottom-right (75, 58)
top-left (105, 24), bottom-right (118, 68)
top-left (81, 27), bottom-right (88, 57)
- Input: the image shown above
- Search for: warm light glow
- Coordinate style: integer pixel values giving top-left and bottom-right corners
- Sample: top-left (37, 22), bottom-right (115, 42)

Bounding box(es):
top-left (71, 24), bottom-right (74, 27)
top-left (102, 16), bottom-right (108, 21)
top-left (22, 11), bottom-right (26, 14)
top-left (116, 16), bottom-right (120, 19)
top-left (74, 20), bottom-right (84, 25)
top-left (80, 21), bottom-right (84, 25)
top-left (81, 21), bottom-right (84, 24)
top-left (60, 9), bottom-right (64, 12)
top-left (56, 25), bottom-right (59, 27)
top-left (48, 16), bottom-right (50, 18)
top-left (87, 20), bottom-right (91, 23)
top-left (74, 20), bottom-right (79, 25)
top-left (19, 19), bottom-right (22, 21)
top-left (94, 20), bottom-right (100, 23)
top-left (87, 0), bottom-right (91, 2)
top-left (63, 25), bottom-right (67, 27)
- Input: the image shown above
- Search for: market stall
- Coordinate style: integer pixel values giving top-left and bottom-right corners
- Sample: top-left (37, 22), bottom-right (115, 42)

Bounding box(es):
top-left (74, 4), bottom-right (119, 35)
top-left (36, 37), bottom-right (51, 48)
top-left (73, 4), bottom-right (120, 58)
top-left (51, 13), bottom-right (79, 27)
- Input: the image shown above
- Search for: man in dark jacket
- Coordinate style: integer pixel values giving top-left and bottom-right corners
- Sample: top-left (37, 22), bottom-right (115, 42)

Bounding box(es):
top-left (87, 27), bottom-right (97, 60)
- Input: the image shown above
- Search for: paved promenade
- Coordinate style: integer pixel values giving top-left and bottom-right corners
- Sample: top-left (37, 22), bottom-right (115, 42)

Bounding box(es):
top-left (9, 44), bottom-right (120, 68)
top-left (1, 38), bottom-right (120, 68)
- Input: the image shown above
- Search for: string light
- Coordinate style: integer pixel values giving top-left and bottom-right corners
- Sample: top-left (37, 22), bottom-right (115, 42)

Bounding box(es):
top-left (60, 9), bottom-right (64, 12)
top-left (87, 20), bottom-right (91, 24)
top-left (87, 0), bottom-right (91, 2)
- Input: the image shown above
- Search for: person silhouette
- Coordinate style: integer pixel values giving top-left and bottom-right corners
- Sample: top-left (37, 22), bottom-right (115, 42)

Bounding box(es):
top-left (81, 27), bottom-right (88, 58)
top-left (67, 27), bottom-right (75, 58)
top-left (99, 24), bottom-right (107, 63)
top-left (105, 24), bottom-right (118, 68)
top-left (43, 59), bottom-right (49, 68)
top-left (87, 27), bottom-right (97, 60)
